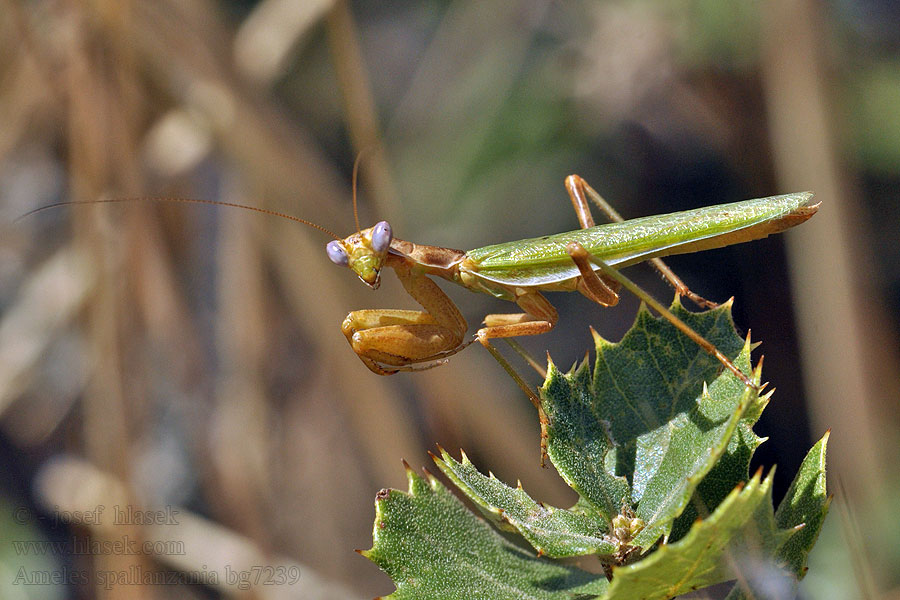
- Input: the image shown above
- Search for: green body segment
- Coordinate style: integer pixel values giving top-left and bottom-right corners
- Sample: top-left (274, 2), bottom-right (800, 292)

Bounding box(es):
top-left (464, 192), bottom-right (815, 288)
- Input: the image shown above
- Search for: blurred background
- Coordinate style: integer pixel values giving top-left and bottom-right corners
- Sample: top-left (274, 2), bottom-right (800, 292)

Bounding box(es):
top-left (0, 0), bottom-right (897, 598)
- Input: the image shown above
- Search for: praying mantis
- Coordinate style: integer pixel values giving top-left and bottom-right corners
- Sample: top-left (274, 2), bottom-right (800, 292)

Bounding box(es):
top-left (320, 175), bottom-right (816, 462)
top-left (22, 174), bottom-right (818, 458)
top-left (325, 175), bottom-right (816, 383)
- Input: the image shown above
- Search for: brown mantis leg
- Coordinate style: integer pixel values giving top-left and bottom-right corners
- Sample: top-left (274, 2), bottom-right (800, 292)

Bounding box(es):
top-left (565, 174), bottom-right (719, 309)
top-left (342, 309), bottom-right (471, 375)
top-left (342, 263), bottom-right (472, 375)
top-left (476, 292), bottom-right (558, 465)
top-left (566, 240), bottom-right (757, 388)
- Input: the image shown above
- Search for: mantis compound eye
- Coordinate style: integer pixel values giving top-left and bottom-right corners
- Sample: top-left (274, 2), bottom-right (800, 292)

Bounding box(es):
top-left (326, 241), bottom-right (349, 266)
top-left (371, 221), bottom-right (392, 253)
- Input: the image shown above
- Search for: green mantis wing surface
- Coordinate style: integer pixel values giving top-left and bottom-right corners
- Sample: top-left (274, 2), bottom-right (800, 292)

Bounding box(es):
top-left (465, 192), bottom-right (817, 288)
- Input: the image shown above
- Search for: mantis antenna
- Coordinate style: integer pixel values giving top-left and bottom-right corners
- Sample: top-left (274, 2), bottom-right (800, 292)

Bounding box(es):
top-left (15, 196), bottom-right (343, 241)
top-left (351, 151), bottom-right (363, 235)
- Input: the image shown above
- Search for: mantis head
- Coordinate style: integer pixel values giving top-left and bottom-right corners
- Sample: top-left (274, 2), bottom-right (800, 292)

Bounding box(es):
top-left (326, 221), bottom-right (393, 289)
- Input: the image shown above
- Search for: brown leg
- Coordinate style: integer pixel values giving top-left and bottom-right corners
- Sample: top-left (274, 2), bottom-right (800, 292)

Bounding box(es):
top-left (480, 340), bottom-right (551, 466)
top-left (341, 266), bottom-right (471, 375)
top-left (569, 246), bottom-right (622, 307)
top-left (476, 292), bottom-right (558, 465)
top-left (477, 292), bottom-right (558, 343)
top-left (566, 240), bottom-right (757, 388)
top-left (565, 174), bottom-right (719, 309)
top-left (342, 310), bottom-right (472, 374)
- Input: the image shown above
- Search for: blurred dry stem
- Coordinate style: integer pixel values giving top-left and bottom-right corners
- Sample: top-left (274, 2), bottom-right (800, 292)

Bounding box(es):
top-left (326, 0), bottom-right (400, 225)
top-left (836, 483), bottom-right (880, 600)
top-left (211, 193), bottom-right (272, 547)
top-left (761, 1), bottom-right (899, 592)
top-left (761, 0), bottom-right (900, 512)
top-left (34, 455), bottom-right (357, 599)
top-left (235, 0), bottom-right (334, 85)
top-left (64, 2), bottom-right (153, 598)
top-left (0, 250), bottom-right (93, 414)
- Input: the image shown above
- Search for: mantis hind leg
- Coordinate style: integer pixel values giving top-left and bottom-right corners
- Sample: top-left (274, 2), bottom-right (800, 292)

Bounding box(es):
top-left (564, 174), bottom-right (719, 309)
top-left (566, 240), bottom-right (757, 388)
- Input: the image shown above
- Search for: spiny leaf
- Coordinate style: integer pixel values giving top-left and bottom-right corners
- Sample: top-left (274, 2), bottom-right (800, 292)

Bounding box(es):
top-left (540, 300), bottom-right (763, 548)
top-left (631, 381), bottom-right (757, 548)
top-left (775, 431), bottom-right (831, 576)
top-left (364, 300), bottom-right (828, 600)
top-left (669, 390), bottom-right (771, 543)
top-left (432, 447), bottom-right (616, 558)
top-left (540, 357), bottom-right (631, 520)
top-left (603, 470), bottom-right (774, 600)
top-left (362, 462), bottom-right (608, 599)
top-left (723, 431), bottom-right (831, 599)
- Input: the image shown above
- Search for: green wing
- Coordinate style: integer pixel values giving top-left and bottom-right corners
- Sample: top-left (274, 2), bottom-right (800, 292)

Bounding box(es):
top-left (466, 192), bottom-right (817, 287)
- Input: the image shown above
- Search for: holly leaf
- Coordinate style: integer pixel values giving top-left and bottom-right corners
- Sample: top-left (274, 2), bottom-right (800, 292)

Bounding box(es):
top-left (432, 447), bottom-right (616, 558)
top-left (363, 300), bottom-right (828, 600)
top-left (603, 470), bottom-right (773, 599)
top-left (540, 300), bottom-right (762, 548)
top-left (361, 462), bottom-right (608, 599)
top-left (668, 400), bottom-right (769, 543)
top-left (775, 431), bottom-right (831, 575)
top-left (724, 431), bottom-right (831, 599)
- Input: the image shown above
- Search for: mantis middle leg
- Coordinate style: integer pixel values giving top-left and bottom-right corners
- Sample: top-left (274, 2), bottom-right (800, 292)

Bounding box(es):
top-left (474, 291), bottom-right (559, 464)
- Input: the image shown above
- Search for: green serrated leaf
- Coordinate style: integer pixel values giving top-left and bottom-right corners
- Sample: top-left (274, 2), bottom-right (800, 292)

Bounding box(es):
top-left (775, 431), bottom-right (831, 577)
top-left (632, 382), bottom-right (756, 548)
top-left (722, 469), bottom-right (796, 600)
top-left (541, 357), bottom-right (631, 520)
top-left (363, 462), bottom-right (609, 599)
top-left (722, 432), bottom-right (830, 599)
top-left (541, 300), bottom-right (761, 548)
top-left (365, 299), bottom-right (828, 599)
top-left (733, 467), bottom-right (795, 555)
top-left (603, 471), bottom-right (773, 600)
top-left (669, 407), bottom-right (768, 543)
top-left (433, 448), bottom-right (617, 558)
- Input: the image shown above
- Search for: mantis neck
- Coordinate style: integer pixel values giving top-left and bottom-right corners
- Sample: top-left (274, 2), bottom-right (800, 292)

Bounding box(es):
top-left (387, 238), bottom-right (467, 281)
